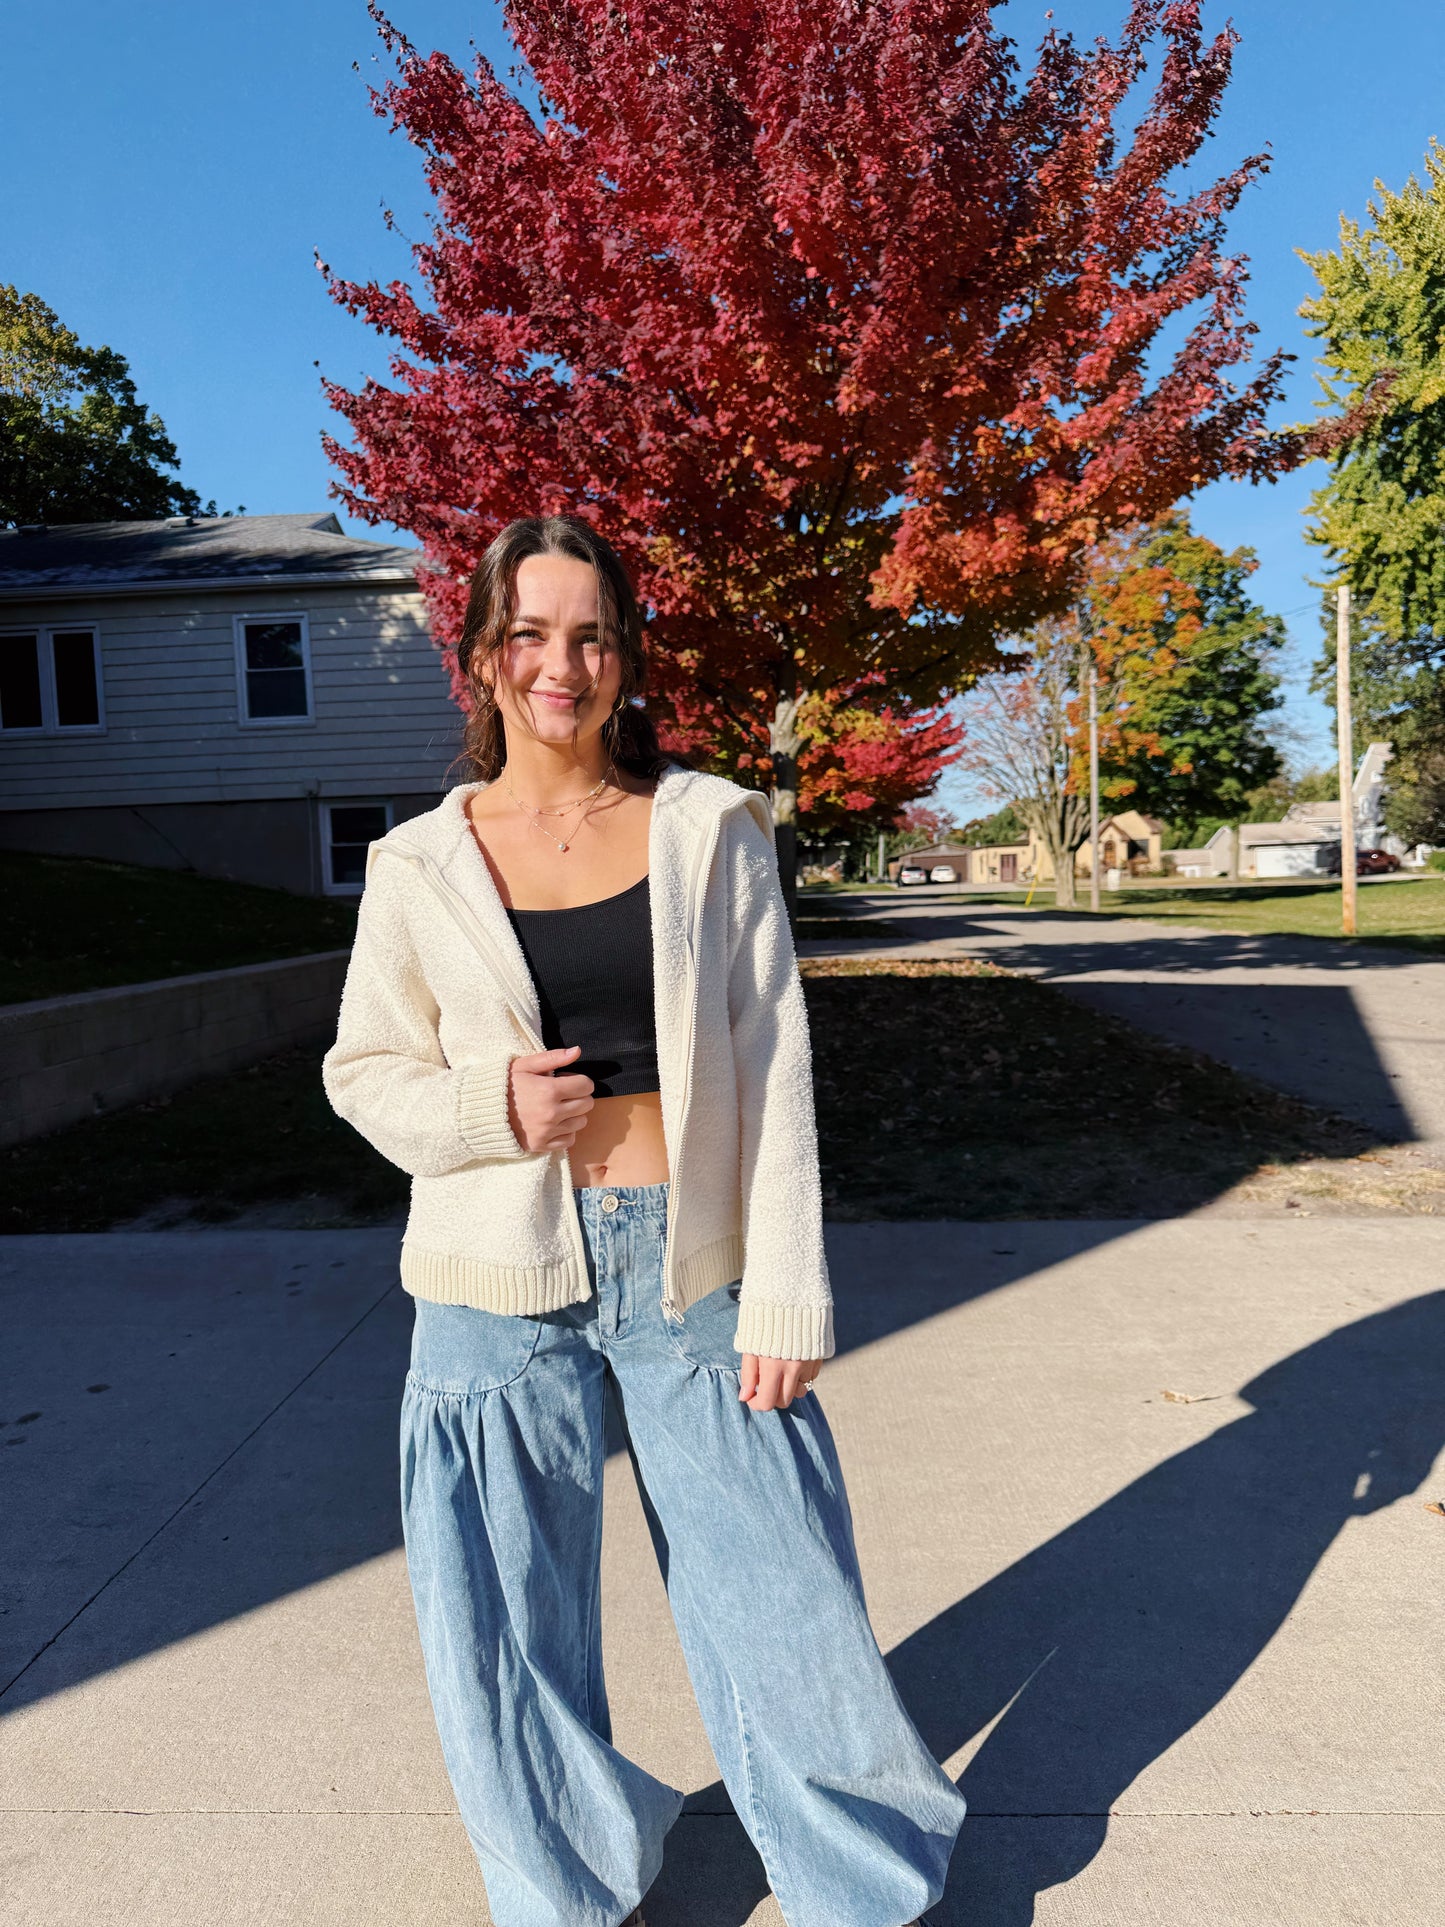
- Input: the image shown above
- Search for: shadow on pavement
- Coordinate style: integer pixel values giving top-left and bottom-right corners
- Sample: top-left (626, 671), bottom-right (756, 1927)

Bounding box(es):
top-left (903, 1290), bottom-right (1445, 1923)
top-left (825, 890), bottom-right (1442, 978)
top-left (2, 1223), bottom-right (1066, 1715)
top-left (5, 1234), bottom-right (1444, 1923)
top-left (668, 1291), bottom-right (1445, 1923)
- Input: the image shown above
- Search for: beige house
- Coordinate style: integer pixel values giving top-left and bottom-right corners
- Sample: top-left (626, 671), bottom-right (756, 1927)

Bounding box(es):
top-left (1072, 810), bottom-right (1165, 879)
top-left (889, 809), bottom-right (1163, 885)
top-left (887, 839), bottom-right (1030, 884)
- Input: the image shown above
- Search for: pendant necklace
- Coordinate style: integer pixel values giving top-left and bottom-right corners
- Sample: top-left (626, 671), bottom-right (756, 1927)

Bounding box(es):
top-left (503, 761), bottom-right (617, 853)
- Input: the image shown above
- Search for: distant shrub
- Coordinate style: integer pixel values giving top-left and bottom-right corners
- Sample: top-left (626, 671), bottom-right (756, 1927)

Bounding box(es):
top-left (1425, 851), bottom-right (1445, 873)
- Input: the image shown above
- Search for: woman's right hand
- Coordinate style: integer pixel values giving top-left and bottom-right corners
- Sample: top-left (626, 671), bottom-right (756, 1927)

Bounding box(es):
top-left (507, 1044), bottom-right (595, 1153)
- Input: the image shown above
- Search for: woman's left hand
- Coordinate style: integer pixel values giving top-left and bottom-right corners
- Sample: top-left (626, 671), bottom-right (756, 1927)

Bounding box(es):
top-left (738, 1354), bottom-right (824, 1412)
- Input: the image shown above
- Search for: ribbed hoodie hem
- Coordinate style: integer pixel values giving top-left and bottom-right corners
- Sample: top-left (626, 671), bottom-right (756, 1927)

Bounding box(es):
top-left (397, 1230), bottom-right (833, 1361)
top-left (455, 1058), bottom-right (527, 1161)
top-left (671, 1231), bottom-right (747, 1311)
top-left (733, 1297), bottom-right (836, 1362)
top-left (400, 1243), bottom-right (590, 1312)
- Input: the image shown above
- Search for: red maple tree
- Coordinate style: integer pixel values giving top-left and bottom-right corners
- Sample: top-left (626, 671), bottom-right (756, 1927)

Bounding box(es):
top-left (797, 676), bottom-right (966, 838)
top-left (322, 0), bottom-right (1303, 892)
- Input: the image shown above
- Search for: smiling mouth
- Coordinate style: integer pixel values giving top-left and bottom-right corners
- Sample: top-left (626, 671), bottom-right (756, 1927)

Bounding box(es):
top-left (534, 691), bottom-right (581, 707)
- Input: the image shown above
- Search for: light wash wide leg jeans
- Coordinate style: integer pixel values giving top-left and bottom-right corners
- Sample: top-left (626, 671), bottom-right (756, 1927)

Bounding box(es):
top-left (400, 1180), bottom-right (967, 1927)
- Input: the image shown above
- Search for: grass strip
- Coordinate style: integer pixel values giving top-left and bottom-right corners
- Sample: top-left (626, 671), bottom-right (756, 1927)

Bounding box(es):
top-left (0, 850), bottom-right (358, 1005)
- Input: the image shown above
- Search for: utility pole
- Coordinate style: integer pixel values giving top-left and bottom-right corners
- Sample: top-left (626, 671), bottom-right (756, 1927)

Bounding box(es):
top-left (1337, 583), bottom-right (1357, 937)
top-left (1088, 661), bottom-right (1101, 912)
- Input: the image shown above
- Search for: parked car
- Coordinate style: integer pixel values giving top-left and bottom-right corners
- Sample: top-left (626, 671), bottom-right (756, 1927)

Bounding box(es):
top-left (929, 864), bottom-right (960, 884)
top-left (896, 863), bottom-right (929, 886)
top-left (1322, 845), bottom-right (1402, 876)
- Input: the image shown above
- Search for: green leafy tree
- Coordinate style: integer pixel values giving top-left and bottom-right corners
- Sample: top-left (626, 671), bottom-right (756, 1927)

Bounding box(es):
top-left (1298, 142), bottom-right (1445, 643)
top-left (1098, 513), bottom-right (1286, 828)
top-left (957, 804), bottom-right (1028, 846)
top-left (0, 285), bottom-right (210, 526)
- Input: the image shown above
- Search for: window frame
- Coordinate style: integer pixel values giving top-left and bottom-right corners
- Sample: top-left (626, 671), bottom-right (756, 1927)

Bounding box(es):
top-left (322, 798), bottom-right (395, 896)
top-left (0, 624), bottom-right (105, 735)
top-left (232, 610), bottom-right (315, 727)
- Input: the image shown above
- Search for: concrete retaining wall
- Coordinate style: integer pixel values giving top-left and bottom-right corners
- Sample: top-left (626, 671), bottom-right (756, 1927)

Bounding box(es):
top-left (0, 950), bottom-right (351, 1147)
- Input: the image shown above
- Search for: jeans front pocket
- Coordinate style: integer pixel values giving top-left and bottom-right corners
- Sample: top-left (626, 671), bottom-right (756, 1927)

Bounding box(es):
top-left (663, 1278), bottom-right (744, 1373)
top-left (407, 1295), bottom-right (545, 1395)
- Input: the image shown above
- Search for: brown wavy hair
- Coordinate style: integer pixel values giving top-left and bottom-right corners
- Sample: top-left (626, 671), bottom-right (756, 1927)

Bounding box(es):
top-left (453, 515), bottom-right (691, 782)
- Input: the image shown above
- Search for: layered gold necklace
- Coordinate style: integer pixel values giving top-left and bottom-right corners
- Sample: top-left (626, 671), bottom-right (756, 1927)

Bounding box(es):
top-left (502, 760), bottom-right (617, 853)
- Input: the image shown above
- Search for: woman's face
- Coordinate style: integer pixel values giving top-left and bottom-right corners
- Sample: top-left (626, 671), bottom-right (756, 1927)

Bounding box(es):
top-left (483, 552), bottom-right (624, 752)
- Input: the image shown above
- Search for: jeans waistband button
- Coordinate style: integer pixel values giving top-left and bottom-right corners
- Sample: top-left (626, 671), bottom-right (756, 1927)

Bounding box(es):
top-left (601, 1193), bottom-right (620, 1213)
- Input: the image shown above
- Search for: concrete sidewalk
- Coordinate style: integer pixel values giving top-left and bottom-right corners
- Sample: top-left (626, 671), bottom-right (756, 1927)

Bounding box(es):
top-left (3, 1222), bottom-right (1443, 1924)
top-left (801, 898), bottom-right (1445, 1158)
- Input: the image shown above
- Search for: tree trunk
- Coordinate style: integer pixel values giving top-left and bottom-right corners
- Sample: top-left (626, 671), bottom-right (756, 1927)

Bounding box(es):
top-left (1050, 836), bottom-right (1077, 909)
top-left (769, 690), bottom-right (803, 933)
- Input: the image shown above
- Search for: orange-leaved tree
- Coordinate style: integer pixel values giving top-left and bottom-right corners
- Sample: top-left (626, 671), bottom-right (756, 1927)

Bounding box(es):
top-left (961, 521), bottom-right (1220, 905)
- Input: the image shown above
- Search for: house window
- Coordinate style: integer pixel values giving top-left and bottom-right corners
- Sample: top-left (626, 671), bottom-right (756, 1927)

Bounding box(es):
top-left (0, 628), bottom-right (102, 732)
top-left (235, 614), bottom-right (312, 723)
top-left (325, 802), bottom-right (392, 890)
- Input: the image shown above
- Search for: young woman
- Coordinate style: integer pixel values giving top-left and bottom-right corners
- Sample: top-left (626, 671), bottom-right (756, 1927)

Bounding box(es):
top-left (322, 516), bottom-right (967, 1927)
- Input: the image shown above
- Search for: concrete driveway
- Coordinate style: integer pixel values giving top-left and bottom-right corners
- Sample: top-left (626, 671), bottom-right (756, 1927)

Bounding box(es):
top-left (4, 1222), bottom-right (1443, 1924)
top-left (800, 896), bottom-right (1445, 1159)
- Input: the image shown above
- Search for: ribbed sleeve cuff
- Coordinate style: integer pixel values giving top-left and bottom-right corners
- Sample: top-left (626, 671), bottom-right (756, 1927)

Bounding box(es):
top-left (455, 1057), bottom-right (528, 1160)
top-left (733, 1297), bottom-right (835, 1362)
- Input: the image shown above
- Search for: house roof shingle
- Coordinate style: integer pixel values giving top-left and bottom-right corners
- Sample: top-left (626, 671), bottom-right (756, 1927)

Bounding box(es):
top-left (0, 513), bottom-right (425, 597)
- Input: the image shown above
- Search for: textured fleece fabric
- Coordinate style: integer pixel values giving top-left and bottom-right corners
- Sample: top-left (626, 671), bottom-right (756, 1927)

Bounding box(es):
top-left (320, 761), bottom-right (835, 1361)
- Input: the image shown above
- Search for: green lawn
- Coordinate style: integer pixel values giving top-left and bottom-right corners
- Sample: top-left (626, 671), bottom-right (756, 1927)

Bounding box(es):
top-left (1079, 874), bottom-right (1445, 952)
top-left (808, 873), bottom-right (1445, 953)
top-left (0, 850), bottom-right (359, 1005)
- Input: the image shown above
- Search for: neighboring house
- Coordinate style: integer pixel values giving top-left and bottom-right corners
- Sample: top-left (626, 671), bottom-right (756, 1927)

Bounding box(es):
top-left (0, 513), bottom-right (462, 895)
top-left (887, 839), bottom-right (1028, 883)
top-left (959, 840), bottom-right (1033, 885)
top-left (1168, 744), bottom-right (1398, 879)
top-left (889, 810), bottom-right (1163, 885)
top-left (1169, 824), bottom-right (1238, 879)
top-left (1072, 810), bottom-right (1164, 879)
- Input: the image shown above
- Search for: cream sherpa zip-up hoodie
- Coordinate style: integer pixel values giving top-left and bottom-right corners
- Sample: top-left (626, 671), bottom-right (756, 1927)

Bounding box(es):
top-left (320, 761), bottom-right (835, 1362)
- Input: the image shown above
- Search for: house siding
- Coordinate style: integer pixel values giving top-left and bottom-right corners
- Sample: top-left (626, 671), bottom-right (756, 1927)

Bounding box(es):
top-left (0, 583), bottom-right (461, 809)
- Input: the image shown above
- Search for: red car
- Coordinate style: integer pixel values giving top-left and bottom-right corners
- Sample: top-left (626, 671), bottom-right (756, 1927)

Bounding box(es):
top-left (1322, 845), bottom-right (1401, 876)
top-left (1356, 848), bottom-right (1401, 874)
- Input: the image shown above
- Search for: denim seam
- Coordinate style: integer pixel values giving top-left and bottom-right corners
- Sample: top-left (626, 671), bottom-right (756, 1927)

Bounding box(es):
top-left (730, 1672), bottom-right (786, 1909)
top-left (662, 1340), bottom-right (744, 1377)
top-left (581, 1386), bottom-right (605, 1733)
top-left (403, 1322), bottom-right (542, 1398)
top-left (662, 1278), bottom-right (745, 1375)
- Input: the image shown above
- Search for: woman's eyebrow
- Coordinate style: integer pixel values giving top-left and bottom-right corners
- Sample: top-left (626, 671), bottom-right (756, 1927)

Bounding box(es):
top-left (509, 612), bottom-right (599, 629)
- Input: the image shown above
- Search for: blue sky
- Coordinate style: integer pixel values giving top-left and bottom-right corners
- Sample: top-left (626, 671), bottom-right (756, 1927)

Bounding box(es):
top-left (4, 1), bottom-right (1441, 811)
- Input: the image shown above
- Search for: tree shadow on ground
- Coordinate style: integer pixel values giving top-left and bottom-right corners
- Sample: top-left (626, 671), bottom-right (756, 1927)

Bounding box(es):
top-left (669, 1291), bottom-right (1445, 1924)
top-left (806, 904), bottom-right (1437, 1153)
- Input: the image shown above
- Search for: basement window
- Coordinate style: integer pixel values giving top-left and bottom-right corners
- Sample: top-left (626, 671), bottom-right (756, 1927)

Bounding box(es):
top-left (325, 802), bottom-right (393, 892)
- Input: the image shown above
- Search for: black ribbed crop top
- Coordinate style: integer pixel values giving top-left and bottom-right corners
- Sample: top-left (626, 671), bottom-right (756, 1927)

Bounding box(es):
top-left (503, 874), bottom-right (660, 1098)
